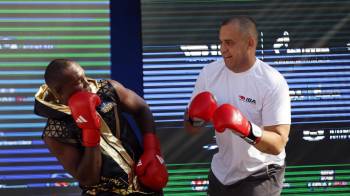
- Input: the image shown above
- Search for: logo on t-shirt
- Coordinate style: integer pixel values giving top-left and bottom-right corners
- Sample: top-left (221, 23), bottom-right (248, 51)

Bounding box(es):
top-left (239, 95), bottom-right (256, 104)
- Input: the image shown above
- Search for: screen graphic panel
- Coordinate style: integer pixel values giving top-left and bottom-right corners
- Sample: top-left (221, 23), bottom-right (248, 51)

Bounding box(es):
top-left (0, 0), bottom-right (110, 195)
top-left (142, 0), bottom-right (350, 195)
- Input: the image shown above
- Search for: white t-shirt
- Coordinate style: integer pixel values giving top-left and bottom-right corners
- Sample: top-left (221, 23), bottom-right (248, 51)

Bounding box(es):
top-left (191, 58), bottom-right (291, 185)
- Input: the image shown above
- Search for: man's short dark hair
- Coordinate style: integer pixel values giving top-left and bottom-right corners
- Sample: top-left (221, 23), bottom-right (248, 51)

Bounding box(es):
top-left (221, 15), bottom-right (258, 42)
top-left (44, 59), bottom-right (75, 87)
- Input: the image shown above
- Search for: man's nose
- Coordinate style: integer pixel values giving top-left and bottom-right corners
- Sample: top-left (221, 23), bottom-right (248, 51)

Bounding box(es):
top-left (220, 44), bottom-right (227, 53)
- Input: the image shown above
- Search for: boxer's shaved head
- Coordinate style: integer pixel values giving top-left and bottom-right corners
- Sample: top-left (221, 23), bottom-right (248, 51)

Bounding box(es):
top-left (221, 15), bottom-right (258, 46)
top-left (44, 59), bottom-right (79, 88)
top-left (44, 59), bottom-right (89, 104)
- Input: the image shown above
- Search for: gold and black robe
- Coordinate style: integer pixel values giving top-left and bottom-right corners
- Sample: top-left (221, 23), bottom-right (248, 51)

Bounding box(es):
top-left (34, 79), bottom-right (161, 196)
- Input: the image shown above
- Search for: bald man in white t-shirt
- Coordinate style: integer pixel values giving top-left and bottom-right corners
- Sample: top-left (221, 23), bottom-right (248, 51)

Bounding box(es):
top-left (184, 16), bottom-right (291, 196)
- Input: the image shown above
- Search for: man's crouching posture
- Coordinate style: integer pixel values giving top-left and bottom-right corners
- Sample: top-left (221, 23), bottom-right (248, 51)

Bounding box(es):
top-left (34, 59), bottom-right (168, 195)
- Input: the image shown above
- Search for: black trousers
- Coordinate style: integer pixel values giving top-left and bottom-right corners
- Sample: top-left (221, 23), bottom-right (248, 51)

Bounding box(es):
top-left (82, 190), bottom-right (163, 196)
top-left (207, 164), bottom-right (285, 196)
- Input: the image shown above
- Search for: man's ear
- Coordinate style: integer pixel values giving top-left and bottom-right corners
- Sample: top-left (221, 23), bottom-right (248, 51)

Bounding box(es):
top-left (247, 36), bottom-right (256, 48)
top-left (47, 87), bottom-right (61, 103)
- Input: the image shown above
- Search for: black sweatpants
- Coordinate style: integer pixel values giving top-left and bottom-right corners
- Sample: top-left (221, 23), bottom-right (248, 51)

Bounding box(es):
top-left (207, 164), bottom-right (285, 196)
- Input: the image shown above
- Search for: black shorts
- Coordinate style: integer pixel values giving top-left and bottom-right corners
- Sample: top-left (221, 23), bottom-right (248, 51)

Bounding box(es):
top-left (207, 164), bottom-right (285, 196)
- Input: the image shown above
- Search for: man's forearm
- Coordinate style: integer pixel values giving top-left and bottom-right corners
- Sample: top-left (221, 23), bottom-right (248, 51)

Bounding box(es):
top-left (76, 146), bottom-right (102, 185)
top-left (184, 118), bottom-right (202, 134)
top-left (254, 127), bottom-right (289, 155)
top-left (134, 106), bottom-right (156, 134)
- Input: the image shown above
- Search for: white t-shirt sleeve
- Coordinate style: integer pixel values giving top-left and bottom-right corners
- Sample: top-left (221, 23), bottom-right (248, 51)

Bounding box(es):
top-left (191, 67), bottom-right (207, 99)
top-left (262, 77), bottom-right (291, 126)
top-left (186, 67), bottom-right (208, 109)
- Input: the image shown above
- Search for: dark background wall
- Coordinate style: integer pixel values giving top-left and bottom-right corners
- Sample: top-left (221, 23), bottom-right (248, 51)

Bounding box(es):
top-left (110, 0), bottom-right (143, 97)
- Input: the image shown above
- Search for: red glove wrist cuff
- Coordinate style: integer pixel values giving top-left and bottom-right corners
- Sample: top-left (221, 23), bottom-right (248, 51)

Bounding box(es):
top-left (244, 123), bottom-right (262, 145)
top-left (142, 132), bottom-right (161, 153)
top-left (82, 128), bottom-right (101, 147)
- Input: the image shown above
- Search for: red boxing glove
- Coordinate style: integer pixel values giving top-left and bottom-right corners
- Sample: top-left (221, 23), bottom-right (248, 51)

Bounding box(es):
top-left (213, 104), bottom-right (262, 144)
top-left (68, 91), bottom-right (102, 147)
top-left (188, 91), bottom-right (218, 127)
top-left (135, 133), bottom-right (168, 191)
